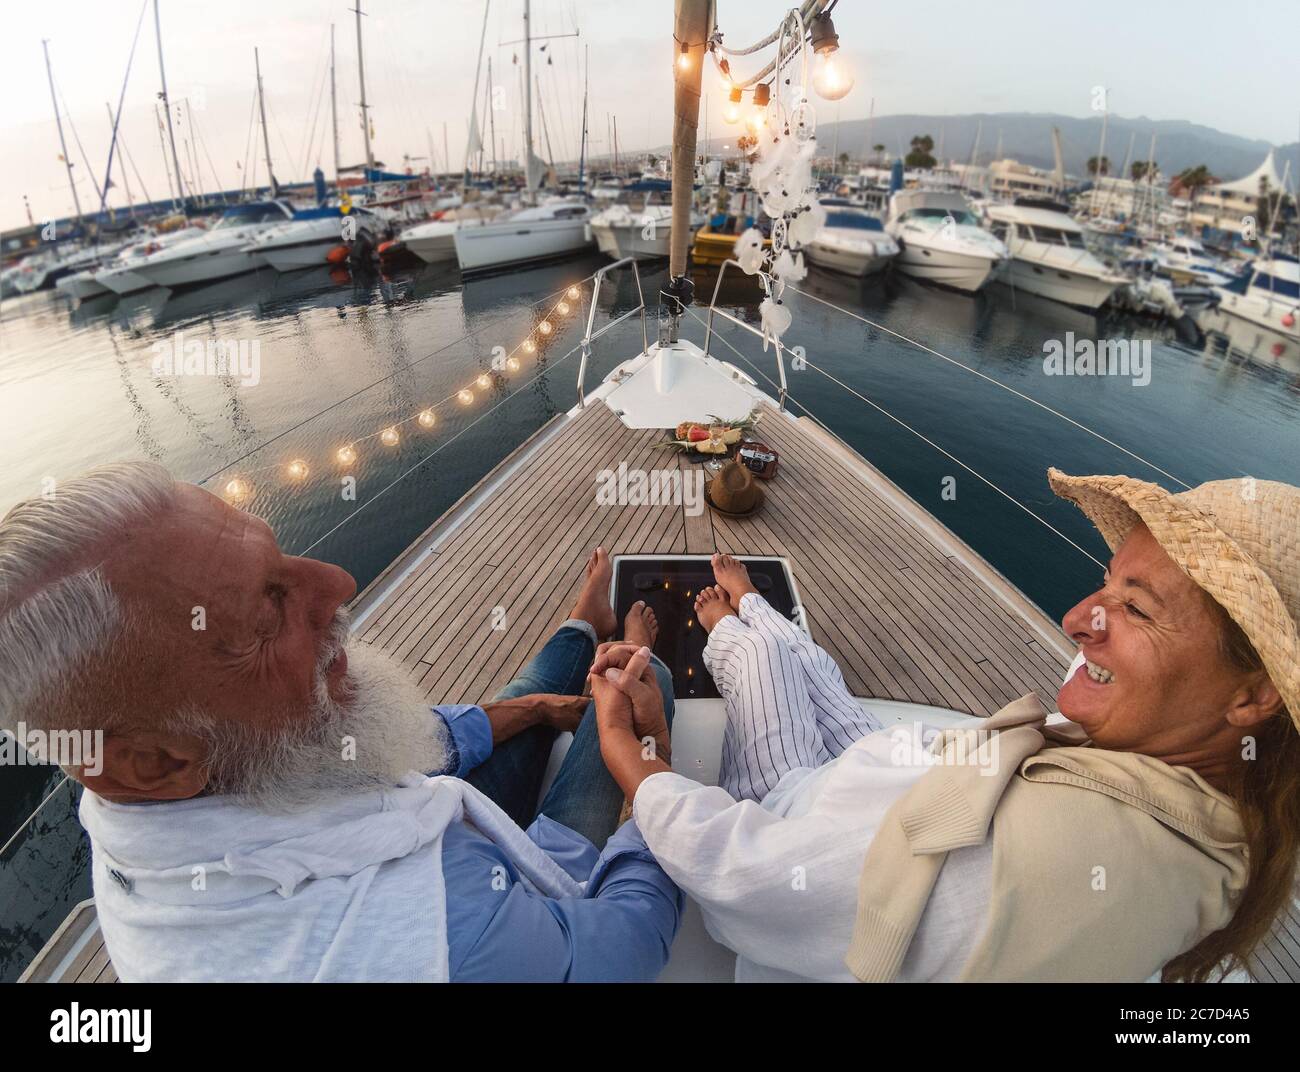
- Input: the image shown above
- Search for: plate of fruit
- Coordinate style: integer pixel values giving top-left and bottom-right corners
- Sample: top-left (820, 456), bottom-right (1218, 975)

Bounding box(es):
top-left (663, 410), bottom-right (761, 457)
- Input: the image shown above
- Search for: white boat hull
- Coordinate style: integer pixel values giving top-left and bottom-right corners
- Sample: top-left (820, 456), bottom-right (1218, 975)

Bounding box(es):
top-left (999, 257), bottom-right (1122, 310)
top-left (96, 265), bottom-right (156, 295)
top-left (1215, 289), bottom-right (1300, 338)
top-left (260, 240), bottom-right (344, 271)
top-left (136, 247), bottom-right (267, 289)
top-left (804, 241), bottom-right (895, 277)
top-left (55, 271), bottom-right (111, 301)
top-left (894, 243), bottom-right (1001, 292)
top-left (454, 216), bottom-right (593, 274)
top-left (591, 221), bottom-right (672, 260)
top-left (405, 226), bottom-right (459, 264)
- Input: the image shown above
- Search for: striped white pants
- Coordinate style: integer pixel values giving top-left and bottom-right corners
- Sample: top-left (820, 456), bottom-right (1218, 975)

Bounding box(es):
top-left (703, 593), bottom-right (884, 803)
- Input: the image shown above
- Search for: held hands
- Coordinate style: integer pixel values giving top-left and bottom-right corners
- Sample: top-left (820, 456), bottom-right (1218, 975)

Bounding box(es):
top-left (589, 643), bottom-right (670, 746)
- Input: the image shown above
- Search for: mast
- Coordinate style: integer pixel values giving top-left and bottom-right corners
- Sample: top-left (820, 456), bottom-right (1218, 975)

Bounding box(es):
top-left (41, 38), bottom-right (84, 227)
top-left (443, 122), bottom-right (450, 185)
top-left (537, 76), bottom-right (556, 172)
top-left (153, 0), bottom-right (187, 211)
top-left (155, 101), bottom-right (176, 204)
top-left (255, 47), bottom-right (278, 196)
top-left (106, 102), bottom-right (137, 216)
top-left (353, 2), bottom-right (374, 175)
top-left (613, 115), bottom-right (620, 176)
top-left (330, 24), bottom-right (341, 183)
top-left (488, 55), bottom-right (498, 177)
top-left (523, 0), bottom-right (535, 195)
top-left (577, 45), bottom-right (588, 192)
top-left (668, 0), bottom-right (710, 313)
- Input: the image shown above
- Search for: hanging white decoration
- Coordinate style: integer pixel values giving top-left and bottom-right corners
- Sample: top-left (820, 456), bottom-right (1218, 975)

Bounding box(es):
top-left (740, 9), bottom-right (822, 344)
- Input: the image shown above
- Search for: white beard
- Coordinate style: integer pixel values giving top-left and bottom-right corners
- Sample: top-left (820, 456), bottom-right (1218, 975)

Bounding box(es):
top-left (177, 611), bottom-right (450, 813)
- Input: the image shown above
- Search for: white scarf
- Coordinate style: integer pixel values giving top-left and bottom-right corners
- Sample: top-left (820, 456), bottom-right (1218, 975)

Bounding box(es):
top-left (80, 774), bottom-right (584, 982)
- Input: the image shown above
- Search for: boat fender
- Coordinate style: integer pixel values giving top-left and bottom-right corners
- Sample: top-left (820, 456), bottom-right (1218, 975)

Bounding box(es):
top-left (326, 245), bottom-right (350, 265)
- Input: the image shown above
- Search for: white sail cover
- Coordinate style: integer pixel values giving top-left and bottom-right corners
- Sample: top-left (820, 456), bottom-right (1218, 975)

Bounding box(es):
top-left (526, 150), bottom-right (547, 191)
top-left (466, 105), bottom-right (483, 160)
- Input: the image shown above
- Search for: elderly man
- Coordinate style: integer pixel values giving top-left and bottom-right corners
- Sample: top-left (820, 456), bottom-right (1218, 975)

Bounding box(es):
top-left (590, 471), bottom-right (1299, 982)
top-left (0, 462), bottom-right (681, 982)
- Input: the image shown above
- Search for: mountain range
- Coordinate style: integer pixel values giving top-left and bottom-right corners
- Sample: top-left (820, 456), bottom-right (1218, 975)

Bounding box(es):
top-left (690, 112), bottom-right (1298, 185)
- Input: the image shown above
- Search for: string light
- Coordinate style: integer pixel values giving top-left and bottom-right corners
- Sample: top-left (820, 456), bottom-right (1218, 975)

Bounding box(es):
top-left (215, 278), bottom-right (588, 497)
top-left (677, 42), bottom-right (690, 71)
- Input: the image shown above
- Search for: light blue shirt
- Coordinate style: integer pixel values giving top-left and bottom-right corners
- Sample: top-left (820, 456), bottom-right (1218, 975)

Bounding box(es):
top-left (431, 705), bottom-right (683, 981)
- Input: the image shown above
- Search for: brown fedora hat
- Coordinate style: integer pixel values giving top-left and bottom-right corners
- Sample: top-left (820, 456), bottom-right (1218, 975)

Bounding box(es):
top-left (705, 459), bottom-right (766, 517)
top-left (1048, 467), bottom-right (1300, 731)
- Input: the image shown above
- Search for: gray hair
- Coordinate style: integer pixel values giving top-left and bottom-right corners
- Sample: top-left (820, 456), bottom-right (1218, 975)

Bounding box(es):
top-left (0, 462), bottom-right (177, 737)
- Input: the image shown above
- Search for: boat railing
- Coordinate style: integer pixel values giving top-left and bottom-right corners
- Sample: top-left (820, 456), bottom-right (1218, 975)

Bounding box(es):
top-left (702, 258), bottom-right (789, 411)
top-left (577, 256), bottom-right (649, 408)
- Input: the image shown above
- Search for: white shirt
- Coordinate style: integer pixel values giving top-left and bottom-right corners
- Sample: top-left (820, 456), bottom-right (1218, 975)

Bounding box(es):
top-left (634, 721), bottom-right (993, 982)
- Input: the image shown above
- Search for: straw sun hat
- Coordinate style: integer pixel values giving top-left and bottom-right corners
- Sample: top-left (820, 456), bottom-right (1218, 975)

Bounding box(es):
top-left (1048, 468), bottom-right (1300, 732)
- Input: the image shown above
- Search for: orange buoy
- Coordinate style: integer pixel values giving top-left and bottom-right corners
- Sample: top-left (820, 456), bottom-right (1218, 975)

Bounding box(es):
top-left (377, 240), bottom-right (402, 258)
top-left (325, 244), bottom-right (350, 265)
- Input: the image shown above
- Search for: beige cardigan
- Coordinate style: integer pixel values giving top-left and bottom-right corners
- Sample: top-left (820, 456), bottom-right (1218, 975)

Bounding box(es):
top-left (845, 694), bottom-right (1249, 982)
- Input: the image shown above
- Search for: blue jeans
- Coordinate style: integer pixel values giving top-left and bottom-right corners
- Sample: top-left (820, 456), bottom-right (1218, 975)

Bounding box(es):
top-left (466, 621), bottom-right (675, 850)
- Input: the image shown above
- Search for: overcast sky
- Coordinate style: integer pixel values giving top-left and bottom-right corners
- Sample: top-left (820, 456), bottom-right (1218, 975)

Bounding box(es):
top-left (3, 0), bottom-right (1297, 231)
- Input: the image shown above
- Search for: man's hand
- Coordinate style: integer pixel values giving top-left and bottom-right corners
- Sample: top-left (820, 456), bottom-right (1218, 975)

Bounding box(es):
top-left (480, 693), bottom-right (589, 743)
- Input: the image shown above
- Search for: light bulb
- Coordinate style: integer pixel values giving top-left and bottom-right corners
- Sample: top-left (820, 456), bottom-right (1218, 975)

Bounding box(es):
top-left (723, 86), bottom-right (743, 125)
top-left (812, 50), bottom-right (855, 101)
top-left (287, 460), bottom-right (309, 480)
top-left (538, 320), bottom-right (553, 335)
top-left (523, 339), bottom-right (537, 353)
top-left (746, 109), bottom-right (766, 133)
top-left (380, 426), bottom-right (399, 446)
top-left (476, 373), bottom-right (491, 389)
top-left (337, 445), bottom-right (357, 466)
top-left (224, 478), bottom-right (250, 501)
top-left (677, 44), bottom-right (690, 71)
top-left (566, 286), bottom-right (579, 299)
top-left (418, 409), bottom-right (436, 428)
top-left (557, 301), bottom-right (570, 315)
top-left (506, 356), bottom-right (520, 372)
top-left (458, 389), bottom-right (473, 405)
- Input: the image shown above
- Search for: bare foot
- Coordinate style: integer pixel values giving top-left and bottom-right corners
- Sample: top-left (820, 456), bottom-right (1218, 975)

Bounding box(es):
top-left (712, 552), bottom-right (759, 612)
top-left (571, 547), bottom-right (617, 640)
top-left (623, 599), bottom-right (659, 650)
top-left (694, 585), bottom-right (737, 633)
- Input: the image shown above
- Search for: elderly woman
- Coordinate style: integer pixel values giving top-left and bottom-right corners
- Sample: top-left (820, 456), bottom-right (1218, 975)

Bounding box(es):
top-left (590, 469), bottom-right (1300, 982)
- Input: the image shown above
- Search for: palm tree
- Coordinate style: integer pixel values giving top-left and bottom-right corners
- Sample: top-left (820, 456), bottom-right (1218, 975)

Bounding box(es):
top-left (1131, 160), bottom-right (1155, 182)
top-left (1087, 156), bottom-right (1111, 177)
top-left (905, 135), bottom-right (935, 169)
top-left (872, 143), bottom-right (885, 167)
top-left (1177, 164), bottom-right (1214, 196)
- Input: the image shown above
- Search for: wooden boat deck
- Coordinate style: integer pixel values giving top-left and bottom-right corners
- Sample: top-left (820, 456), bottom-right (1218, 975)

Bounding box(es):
top-left (352, 399), bottom-right (1075, 710)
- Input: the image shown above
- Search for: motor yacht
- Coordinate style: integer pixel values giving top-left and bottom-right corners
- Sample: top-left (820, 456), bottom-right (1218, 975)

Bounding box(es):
top-left (885, 189), bottom-right (1008, 292)
top-left (984, 198), bottom-right (1129, 310)
top-left (452, 196), bottom-right (593, 275)
top-left (804, 200), bottom-right (899, 277)
top-left (132, 201), bottom-right (296, 289)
